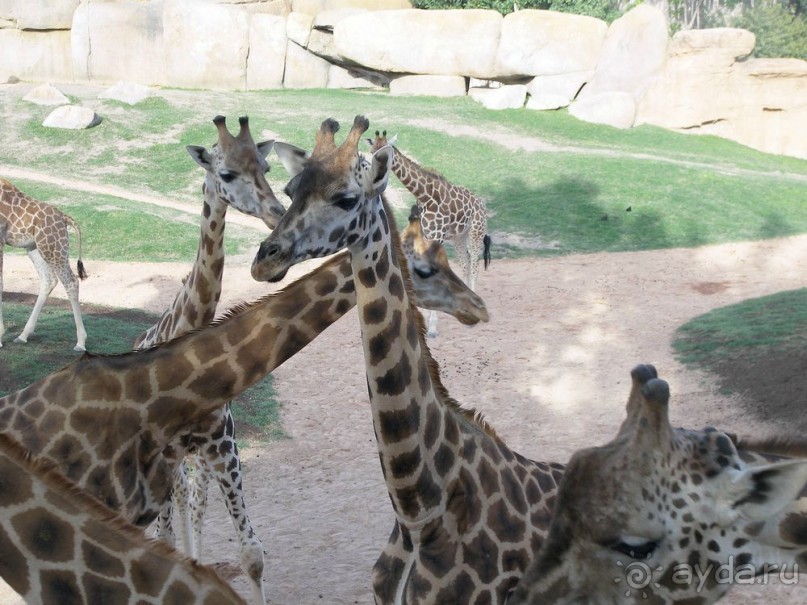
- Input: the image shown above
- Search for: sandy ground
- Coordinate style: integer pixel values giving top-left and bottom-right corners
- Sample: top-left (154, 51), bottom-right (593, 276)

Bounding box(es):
top-left (1, 230), bottom-right (806, 604)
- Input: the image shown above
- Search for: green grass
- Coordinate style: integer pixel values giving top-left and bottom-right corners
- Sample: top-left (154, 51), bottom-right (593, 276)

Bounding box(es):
top-left (673, 288), bottom-right (807, 366)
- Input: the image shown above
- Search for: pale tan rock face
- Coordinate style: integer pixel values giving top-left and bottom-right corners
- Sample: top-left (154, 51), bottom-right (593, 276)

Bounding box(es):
top-left (283, 40), bottom-right (330, 88)
top-left (389, 75), bottom-right (467, 97)
top-left (0, 29), bottom-right (72, 82)
top-left (495, 10), bottom-right (607, 78)
top-left (470, 84), bottom-right (528, 109)
top-left (0, 0), bottom-right (78, 31)
top-left (570, 91), bottom-right (637, 129)
top-left (248, 13), bottom-right (288, 90)
top-left (334, 9), bottom-right (503, 78)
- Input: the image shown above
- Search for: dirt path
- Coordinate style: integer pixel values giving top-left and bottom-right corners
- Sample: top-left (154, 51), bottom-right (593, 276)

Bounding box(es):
top-left (3, 231), bottom-right (806, 604)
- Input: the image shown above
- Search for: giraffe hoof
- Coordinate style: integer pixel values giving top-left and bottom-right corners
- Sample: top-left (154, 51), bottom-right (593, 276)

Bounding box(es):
top-left (74, 345), bottom-right (86, 352)
top-left (14, 336), bottom-right (28, 344)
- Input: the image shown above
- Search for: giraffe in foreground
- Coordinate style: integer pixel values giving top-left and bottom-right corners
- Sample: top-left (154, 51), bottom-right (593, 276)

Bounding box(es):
top-left (0, 178), bottom-right (88, 351)
top-left (252, 116), bottom-right (564, 603)
top-left (133, 115), bottom-right (284, 605)
top-left (0, 432), bottom-right (245, 605)
top-left (0, 242), bottom-right (487, 602)
top-left (508, 364), bottom-right (807, 604)
top-left (369, 130), bottom-right (491, 338)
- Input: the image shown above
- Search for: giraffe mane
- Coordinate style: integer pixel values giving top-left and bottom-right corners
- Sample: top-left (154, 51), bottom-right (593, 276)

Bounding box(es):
top-left (0, 433), bottom-right (245, 602)
top-left (381, 194), bottom-right (501, 442)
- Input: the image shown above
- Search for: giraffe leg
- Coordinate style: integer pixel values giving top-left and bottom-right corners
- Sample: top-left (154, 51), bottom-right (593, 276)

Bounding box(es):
top-left (195, 409), bottom-right (265, 604)
top-left (154, 492), bottom-right (177, 547)
top-left (190, 453), bottom-right (212, 560)
top-left (454, 234), bottom-right (473, 290)
top-left (15, 249), bottom-right (57, 344)
top-left (54, 259), bottom-right (87, 351)
top-left (426, 310), bottom-right (439, 339)
top-left (173, 462), bottom-right (194, 556)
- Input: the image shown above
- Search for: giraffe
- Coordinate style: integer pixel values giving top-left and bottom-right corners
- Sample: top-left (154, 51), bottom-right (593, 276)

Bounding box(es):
top-left (369, 130), bottom-right (491, 338)
top-left (507, 364), bottom-right (807, 605)
top-left (0, 432), bottom-right (245, 605)
top-left (0, 177), bottom-right (88, 351)
top-left (251, 116), bottom-right (566, 603)
top-left (132, 114), bottom-right (285, 605)
top-left (0, 237), bottom-right (487, 601)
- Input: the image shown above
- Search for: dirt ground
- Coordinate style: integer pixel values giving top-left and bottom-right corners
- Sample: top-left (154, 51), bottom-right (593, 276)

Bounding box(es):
top-left (2, 227), bottom-right (806, 604)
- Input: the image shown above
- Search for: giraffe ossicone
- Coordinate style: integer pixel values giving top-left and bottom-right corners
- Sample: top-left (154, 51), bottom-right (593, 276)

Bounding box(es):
top-left (0, 178), bottom-right (88, 351)
top-left (507, 364), bottom-right (807, 605)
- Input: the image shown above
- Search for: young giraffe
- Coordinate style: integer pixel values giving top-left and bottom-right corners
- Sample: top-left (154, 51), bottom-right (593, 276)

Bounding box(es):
top-left (0, 241), bottom-right (487, 600)
top-left (369, 130), bottom-right (491, 338)
top-left (252, 116), bottom-right (565, 603)
top-left (0, 432), bottom-right (245, 605)
top-left (132, 115), bottom-right (285, 605)
top-left (0, 177), bottom-right (88, 351)
top-left (508, 364), bottom-right (807, 605)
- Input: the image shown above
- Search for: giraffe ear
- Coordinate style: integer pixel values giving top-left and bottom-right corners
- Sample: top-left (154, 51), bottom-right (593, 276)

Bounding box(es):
top-left (723, 459), bottom-right (807, 521)
top-left (186, 145), bottom-right (212, 170)
top-left (370, 146), bottom-right (394, 195)
top-left (274, 142), bottom-right (309, 177)
top-left (256, 140), bottom-right (275, 159)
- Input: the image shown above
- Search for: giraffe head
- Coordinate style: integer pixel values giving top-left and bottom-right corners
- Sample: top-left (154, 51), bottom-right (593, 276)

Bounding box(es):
top-left (508, 364), bottom-right (807, 605)
top-left (187, 115), bottom-right (285, 229)
top-left (401, 205), bottom-right (488, 325)
top-left (251, 116), bottom-right (393, 282)
top-left (366, 129), bottom-right (396, 153)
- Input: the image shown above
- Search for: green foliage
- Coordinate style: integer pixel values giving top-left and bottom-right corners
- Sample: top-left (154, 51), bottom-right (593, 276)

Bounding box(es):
top-left (733, 2), bottom-right (807, 60)
top-left (410, 0), bottom-right (622, 19)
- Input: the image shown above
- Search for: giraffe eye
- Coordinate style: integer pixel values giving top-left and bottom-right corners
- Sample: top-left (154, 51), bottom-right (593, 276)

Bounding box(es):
top-left (414, 266), bottom-right (438, 279)
top-left (333, 194), bottom-right (359, 210)
top-left (610, 538), bottom-right (658, 559)
top-left (220, 171), bottom-right (237, 183)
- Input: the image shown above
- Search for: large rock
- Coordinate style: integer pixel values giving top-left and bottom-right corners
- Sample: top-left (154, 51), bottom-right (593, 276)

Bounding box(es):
top-left (247, 14), bottom-right (287, 90)
top-left (0, 29), bottom-right (72, 82)
top-left (670, 27), bottom-right (755, 67)
top-left (286, 11), bottom-right (313, 46)
top-left (526, 71), bottom-right (592, 109)
top-left (577, 4), bottom-right (668, 100)
top-left (42, 105), bottom-right (101, 129)
top-left (470, 84), bottom-right (528, 109)
top-left (496, 10), bottom-right (607, 77)
top-left (23, 83), bottom-right (70, 106)
top-left (389, 75), bottom-right (467, 97)
top-left (163, 0), bottom-right (250, 90)
top-left (335, 9), bottom-right (502, 78)
top-left (0, 0), bottom-right (79, 30)
top-left (292, 0), bottom-right (410, 15)
top-left (569, 91), bottom-right (636, 128)
top-left (283, 41), bottom-right (330, 88)
top-left (72, 1), bottom-right (166, 85)
top-left (327, 64), bottom-right (385, 89)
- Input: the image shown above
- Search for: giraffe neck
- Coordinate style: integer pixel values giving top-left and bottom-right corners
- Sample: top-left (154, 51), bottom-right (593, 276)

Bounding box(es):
top-left (135, 178), bottom-right (227, 348)
top-left (349, 195), bottom-right (455, 527)
top-left (0, 253), bottom-right (356, 519)
top-left (390, 147), bottom-right (442, 212)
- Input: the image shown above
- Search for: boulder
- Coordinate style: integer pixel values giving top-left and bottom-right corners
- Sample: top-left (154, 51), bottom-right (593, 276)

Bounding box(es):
top-left (283, 41), bottom-right (330, 88)
top-left (23, 83), bottom-right (70, 106)
top-left (72, 1), bottom-right (165, 85)
top-left (163, 0), bottom-right (250, 90)
top-left (496, 10), bottom-right (607, 77)
top-left (42, 105), bottom-right (101, 129)
top-left (313, 8), bottom-right (366, 30)
top-left (335, 9), bottom-right (502, 78)
top-left (0, 0), bottom-right (79, 30)
top-left (292, 0), bottom-right (410, 14)
top-left (670, 27), bottom-right (755, 67)
top-left (247, 13), bottom-right (287, 90)
top-left (526, 71), bottom-right (592, 108)
top-left (98, 81), bottom-right (156, 105)
top-left (577, 4), bottom-right (668, 100)
top-left (286, 11), bottom-right (313, 47)
top-left (0, 29), bottom-right (72, 82)
top-left (470, 84), bottom-right (528, 110)
top-left (389, 75), bottom-right (467, 97)
top-left (569, 91), bottom-right (636, 128)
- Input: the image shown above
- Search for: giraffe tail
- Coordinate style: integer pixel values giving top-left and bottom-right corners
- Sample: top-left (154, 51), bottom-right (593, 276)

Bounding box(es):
top-left (65, 215), bottom-right (89, 280)
top-left (483, 234), bottom-right (492, 270)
